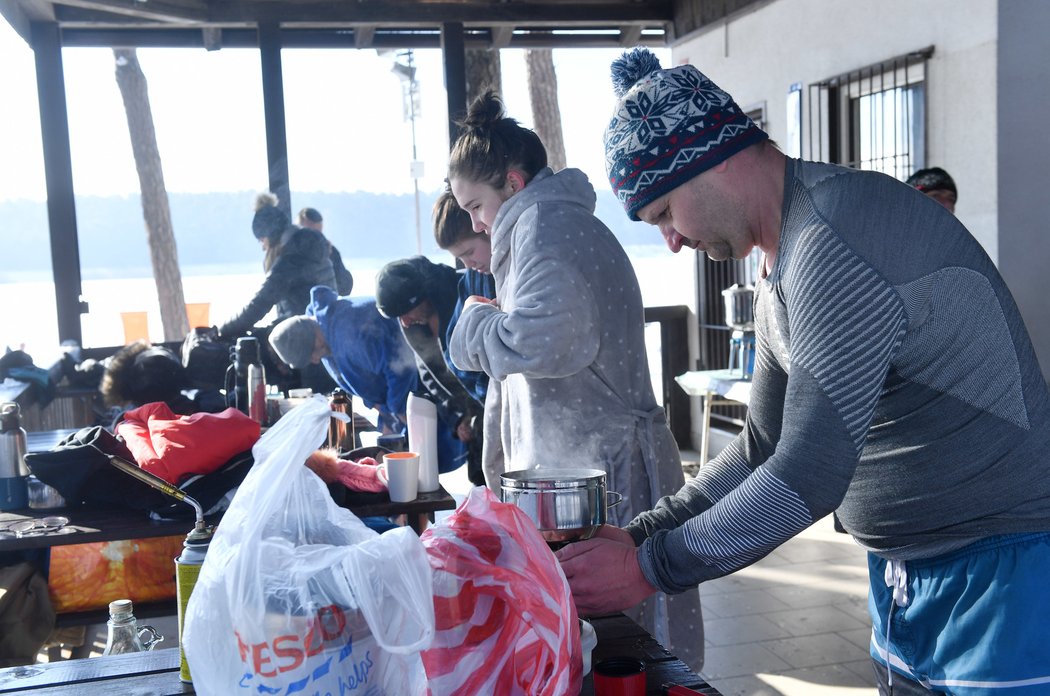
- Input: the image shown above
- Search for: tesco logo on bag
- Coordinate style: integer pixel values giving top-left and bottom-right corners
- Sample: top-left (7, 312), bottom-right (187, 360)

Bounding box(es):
top-left (233, 604), bottom-right (375, 692)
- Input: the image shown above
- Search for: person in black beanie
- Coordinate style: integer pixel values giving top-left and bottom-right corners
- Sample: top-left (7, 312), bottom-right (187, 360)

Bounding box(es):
top-left (215, 192), bottom-right (339, 395)
top-left (905, 166), bottom-right (958, 214)
top-left (376, 256), bottom-right (486, 485)
top-left (218, 193), bottom-right (337, 338)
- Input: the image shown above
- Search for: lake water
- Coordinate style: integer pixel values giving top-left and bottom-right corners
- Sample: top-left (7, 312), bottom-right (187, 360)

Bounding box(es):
top-left (1, 247), bottom-right (696, 400)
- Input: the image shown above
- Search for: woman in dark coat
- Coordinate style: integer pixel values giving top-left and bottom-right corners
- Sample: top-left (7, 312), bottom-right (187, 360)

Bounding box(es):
top-left (218, 193), bottom-right (337, 337)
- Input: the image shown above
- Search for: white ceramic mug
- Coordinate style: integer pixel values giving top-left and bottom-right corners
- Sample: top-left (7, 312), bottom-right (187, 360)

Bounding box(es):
top-left (384, 452), bottom-right (420, 503)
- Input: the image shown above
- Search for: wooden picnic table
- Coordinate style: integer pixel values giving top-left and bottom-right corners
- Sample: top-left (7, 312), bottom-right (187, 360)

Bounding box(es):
top-left (0, 614), bottom-right (724, 695)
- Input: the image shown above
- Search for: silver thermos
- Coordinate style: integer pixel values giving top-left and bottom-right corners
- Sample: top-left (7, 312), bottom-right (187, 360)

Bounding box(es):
top-left (1, 402), bottom-right (30, 510)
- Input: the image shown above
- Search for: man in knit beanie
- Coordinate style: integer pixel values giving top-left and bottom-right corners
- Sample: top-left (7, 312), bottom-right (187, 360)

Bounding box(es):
top-left (557, 47), bottom-right (1050, 694)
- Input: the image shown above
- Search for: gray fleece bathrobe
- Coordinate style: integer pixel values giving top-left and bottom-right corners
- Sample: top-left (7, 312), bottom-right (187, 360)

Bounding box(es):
top-left (449, 167), bottom-right (704, 670)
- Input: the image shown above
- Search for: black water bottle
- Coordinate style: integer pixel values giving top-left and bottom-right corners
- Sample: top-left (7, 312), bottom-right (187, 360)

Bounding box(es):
top-left (226, 337), bottom-right (264, 418)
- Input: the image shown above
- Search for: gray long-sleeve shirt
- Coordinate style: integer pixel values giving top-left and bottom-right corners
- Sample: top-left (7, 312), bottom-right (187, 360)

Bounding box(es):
top-left (628, 158), bottom-right (1050, 594)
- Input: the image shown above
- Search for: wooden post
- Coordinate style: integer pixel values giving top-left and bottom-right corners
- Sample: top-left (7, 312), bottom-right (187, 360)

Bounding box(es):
top-left (258, 23), bottom-right (291, 220)
top-left (441, 22), bottom-right (467, 149)
top-left (31, 21), bottom-right (84, 346)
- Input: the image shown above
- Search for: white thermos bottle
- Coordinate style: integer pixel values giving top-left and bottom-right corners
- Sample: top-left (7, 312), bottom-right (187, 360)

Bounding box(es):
top-left (406, 394), bottom-right (439, 492)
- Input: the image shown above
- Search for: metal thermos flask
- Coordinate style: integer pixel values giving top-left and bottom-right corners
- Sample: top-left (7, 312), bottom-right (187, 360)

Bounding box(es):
top-left (226, 336), bottom-right (265, 419)
top-left (327, 389), bottom-right (354, 452)
top-left (0, 402), bottom-right (29, 511)
top-left (247, 362), bottom-right (266, 425)
top-left (175, 522), bottom-right (213, 683)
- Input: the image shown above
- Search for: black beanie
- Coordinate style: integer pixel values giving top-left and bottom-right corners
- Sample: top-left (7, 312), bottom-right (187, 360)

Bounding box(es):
top-left (905, 167), bottom-right (956, 195)
top-left (252, 205), bottom-right (290, 240)
top-left (375, 256), bottom-right (434, 319)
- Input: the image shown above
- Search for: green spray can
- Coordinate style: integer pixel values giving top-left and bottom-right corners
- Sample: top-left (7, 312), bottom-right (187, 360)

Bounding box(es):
top-left (175, 521), bottom-right (213, 683)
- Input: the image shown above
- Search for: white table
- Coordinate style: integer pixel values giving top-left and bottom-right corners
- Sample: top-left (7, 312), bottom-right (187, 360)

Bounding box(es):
top-left (675, 370), bottom-right (753, 465)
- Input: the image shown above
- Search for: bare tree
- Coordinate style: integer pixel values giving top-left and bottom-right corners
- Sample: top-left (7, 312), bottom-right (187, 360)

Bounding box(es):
top-left (526, 49), bottom-right (567, 171)
top-left (465, 48), bottom-right (502, 106)
top-left (113, 48), bottom-right (188, 342)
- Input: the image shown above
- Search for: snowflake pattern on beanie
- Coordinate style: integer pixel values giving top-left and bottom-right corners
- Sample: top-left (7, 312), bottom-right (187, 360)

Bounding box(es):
top-left (604, 47), bottom-right (768, 221)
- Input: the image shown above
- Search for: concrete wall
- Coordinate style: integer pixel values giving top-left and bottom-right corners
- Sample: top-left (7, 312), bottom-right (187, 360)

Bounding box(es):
top-left (997, 0), bottom-right (1050, 380)
top-left (667, 0), bottom-right (1050, 443)
top-left (671, 0), bottom-right (998, 255)
top-left (668, 0), bottom-right (1050, 443)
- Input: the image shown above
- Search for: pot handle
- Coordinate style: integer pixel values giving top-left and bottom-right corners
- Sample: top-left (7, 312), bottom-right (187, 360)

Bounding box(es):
top-left (606, 491), bottom-right (623, 508)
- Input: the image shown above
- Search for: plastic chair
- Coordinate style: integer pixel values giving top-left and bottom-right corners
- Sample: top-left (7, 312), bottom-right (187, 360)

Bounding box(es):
top-left (120, 312), bottom-right (149, 344)
top-left (185, 303), bottom-right (210, 329)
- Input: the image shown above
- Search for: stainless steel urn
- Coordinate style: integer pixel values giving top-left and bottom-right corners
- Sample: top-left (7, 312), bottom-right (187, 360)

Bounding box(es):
top-left (721, 283), bottom-right (756, 331)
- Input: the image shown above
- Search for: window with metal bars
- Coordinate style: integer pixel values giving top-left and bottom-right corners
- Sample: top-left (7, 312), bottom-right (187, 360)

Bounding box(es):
top-left (806, 46), bottom-right (933, 179)
top-left (693, 248), bottom-right (761, 430)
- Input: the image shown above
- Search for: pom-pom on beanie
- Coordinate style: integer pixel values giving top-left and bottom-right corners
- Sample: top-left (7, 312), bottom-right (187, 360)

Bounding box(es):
top-left (604, 47), bottom-right (768, 221)
top-left (269, 316), bottom-right (318, 369)
top-left (252, 192), bottom-right (290, 240)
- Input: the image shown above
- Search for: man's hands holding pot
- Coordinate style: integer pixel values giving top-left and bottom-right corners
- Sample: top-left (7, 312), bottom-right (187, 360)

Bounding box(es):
top-left (555, 525), bottom-right (658, 615)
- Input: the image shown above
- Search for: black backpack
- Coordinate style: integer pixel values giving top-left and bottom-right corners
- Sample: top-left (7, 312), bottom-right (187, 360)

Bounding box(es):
top-left (181, 326), bottom-right (229, 391)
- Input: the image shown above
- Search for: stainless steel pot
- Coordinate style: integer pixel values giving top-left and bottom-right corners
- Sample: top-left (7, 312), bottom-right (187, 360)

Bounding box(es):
top-left (721, 283), bottom-right (755, 331)
top-left (500, 468), bottom-right (622, 546)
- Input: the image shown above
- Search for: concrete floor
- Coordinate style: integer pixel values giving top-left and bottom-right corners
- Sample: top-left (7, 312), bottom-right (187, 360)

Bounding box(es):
top-left (698, 513), bottom-right (877, 696)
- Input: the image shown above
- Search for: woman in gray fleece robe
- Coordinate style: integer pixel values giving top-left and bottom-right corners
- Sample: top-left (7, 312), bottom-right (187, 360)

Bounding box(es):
top-left (447, 91), bottom-right (704, 670)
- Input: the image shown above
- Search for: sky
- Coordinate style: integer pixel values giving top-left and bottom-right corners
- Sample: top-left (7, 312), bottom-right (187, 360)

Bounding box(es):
top-left (0, 20), bottom-right (669, 202)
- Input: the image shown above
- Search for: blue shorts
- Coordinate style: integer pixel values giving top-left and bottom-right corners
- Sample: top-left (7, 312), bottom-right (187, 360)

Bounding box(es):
top-left (868, 533), bottom-right (1050, 694)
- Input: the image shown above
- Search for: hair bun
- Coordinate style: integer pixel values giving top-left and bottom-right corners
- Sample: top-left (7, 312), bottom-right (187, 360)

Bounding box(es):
top-left (461, 90), bottom-right (507, 130)
top-left (611, 47), bottom-right (663, 98)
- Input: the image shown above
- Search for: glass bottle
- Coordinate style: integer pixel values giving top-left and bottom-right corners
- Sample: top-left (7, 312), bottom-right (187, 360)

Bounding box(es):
top-left (102, 599), bottom-right (163, 655)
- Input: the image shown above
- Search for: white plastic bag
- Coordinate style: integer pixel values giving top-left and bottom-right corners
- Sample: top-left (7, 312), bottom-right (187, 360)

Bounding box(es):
top-left (183, 395), bottom-right (434, 696)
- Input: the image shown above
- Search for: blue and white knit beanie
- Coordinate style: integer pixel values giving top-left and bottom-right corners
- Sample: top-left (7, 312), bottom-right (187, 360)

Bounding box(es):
top-left (604, 48), bottom-right (768, 221)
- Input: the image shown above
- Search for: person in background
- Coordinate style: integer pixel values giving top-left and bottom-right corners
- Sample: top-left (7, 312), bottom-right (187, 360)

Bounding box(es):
top-left (557, 48), bottom-right (1050, 695)
top-left (297, 206), bottom-right (355, 295)
top-left (268, 286), bottom-right (417, 435)
top-left (445, 91), bottom-right (701, 670)
top-left (218, 193), bottom-right (336, 338)
top-left (218, 193), bottom-right (337, 394)
top-left (432, 191), bottom-right (497, 486)
top-left (99, 340), bottom-right (197, 425)
top-left (905, 167), bottom-right (958, 214)
top-left (375, 256), bottom-right (484, 485)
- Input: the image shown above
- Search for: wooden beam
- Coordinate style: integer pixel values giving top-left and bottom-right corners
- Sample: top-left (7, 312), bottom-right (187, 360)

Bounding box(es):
top-left (206, 1), bottom-right (674, 26)
top-left (354, 23), bottom-right (375, 49)
top-left (52, 0), bottom-right (208, 24)
top-left (0, 0), bottom-right (53, 43)
top-left (201, 24), bottom-right (220, 50)
top-left (489, 25), bottom-right (513, 49)
top-left (618, 24), bottom-right (641, 47)
top-left (258, 22), bottom-right (291, 221)
top-left (441, 21), bottom-right (466, 149)
top-left (30, 20), bottom-right (84, 346)
top-left (58, 25), bottom-right (666, 49)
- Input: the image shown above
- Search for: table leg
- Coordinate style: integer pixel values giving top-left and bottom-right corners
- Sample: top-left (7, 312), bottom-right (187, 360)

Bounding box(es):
top-left (409, 513), bottom-right (429, 535)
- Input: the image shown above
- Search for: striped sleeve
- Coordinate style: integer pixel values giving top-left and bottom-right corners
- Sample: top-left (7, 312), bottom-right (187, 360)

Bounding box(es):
top-left (637, 220), bottom-right (907, 592)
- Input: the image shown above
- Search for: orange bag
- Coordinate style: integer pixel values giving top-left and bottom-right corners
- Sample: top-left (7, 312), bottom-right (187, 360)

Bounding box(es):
top-left (420, 487), bottom-right (582, 696)
top-left (48, 536), bottom-right (183, 613)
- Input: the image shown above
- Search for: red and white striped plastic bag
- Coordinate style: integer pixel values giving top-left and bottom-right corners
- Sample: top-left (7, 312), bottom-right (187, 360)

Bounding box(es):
top-left (419, 487), bottom-right (582, 696)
